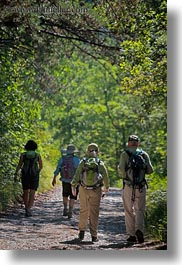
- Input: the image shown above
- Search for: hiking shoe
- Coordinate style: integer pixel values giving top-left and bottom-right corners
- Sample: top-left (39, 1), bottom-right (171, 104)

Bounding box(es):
top-left (78, 231), bottom-right (85, 241)
top-left (63, 209), bottom-right (68, 216)
top-left (136, 229), bottom-right (144, 243)
top-left (25, 209), bottom-right (32, 217)
top-left (92, 236), bottom-right (99, 243)
top-left (126, 235), bottom-right (137, 243)
top-left (68, 212), bottom-right (73, 219)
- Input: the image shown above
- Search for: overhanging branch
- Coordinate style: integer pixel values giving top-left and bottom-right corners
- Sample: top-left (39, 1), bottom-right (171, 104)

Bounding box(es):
top-left (40, 28), bottom-right (122, 51)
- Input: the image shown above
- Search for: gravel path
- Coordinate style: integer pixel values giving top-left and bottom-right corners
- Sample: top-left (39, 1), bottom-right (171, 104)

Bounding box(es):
top-left (0, 186), bottom-right (166, 250)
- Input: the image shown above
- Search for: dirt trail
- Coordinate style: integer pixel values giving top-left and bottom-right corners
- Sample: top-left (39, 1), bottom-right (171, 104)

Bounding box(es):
top-left (0, 186), bottom-right (166, 250)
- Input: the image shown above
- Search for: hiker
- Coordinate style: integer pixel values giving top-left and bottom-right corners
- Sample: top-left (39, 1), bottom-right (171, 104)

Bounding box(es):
top-left (71, 143), bottom-right (110, 242)
top-left (118, 135), bottom-right (153, 243)
top-left (14, 140), bottom-right (43, 217)
top-left (52, 144), bottom-right (80, 219)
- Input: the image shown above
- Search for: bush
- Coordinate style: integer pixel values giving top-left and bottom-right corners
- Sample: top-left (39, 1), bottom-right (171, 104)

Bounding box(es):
top-left (145, 175), bottom-right (167, 242)
top-left (38, 160), bottom-right (55, 192)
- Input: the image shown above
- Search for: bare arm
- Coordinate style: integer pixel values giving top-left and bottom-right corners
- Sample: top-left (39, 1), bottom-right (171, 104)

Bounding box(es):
top-left (15, 154), bottom-right (24, 175)
top-left (38, 155), bottom-right (43, 172)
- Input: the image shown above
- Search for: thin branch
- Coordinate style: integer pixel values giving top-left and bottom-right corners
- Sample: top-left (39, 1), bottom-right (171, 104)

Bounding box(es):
top-left (40, 28), bottom-right (122, 51)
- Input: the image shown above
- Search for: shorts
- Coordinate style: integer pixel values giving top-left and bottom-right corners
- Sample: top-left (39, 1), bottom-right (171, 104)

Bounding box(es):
top-left (62, 181), bottom-right (79, 200)
top-left (21, 176), bottom-right (39, 191)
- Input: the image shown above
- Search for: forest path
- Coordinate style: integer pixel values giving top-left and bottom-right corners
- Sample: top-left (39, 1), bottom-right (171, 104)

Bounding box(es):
top-left (0, 186), bottom-right (166, 250)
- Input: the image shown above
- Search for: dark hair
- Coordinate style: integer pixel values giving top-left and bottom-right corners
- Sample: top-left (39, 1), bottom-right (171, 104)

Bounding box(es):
top-left (24, 140), bottom-right (38, 151)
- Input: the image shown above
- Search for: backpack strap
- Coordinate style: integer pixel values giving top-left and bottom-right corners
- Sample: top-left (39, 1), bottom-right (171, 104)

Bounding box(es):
top-left (124, 149), bottom-right (132, 171)
top-left (125, 149), bottom-right (132, 156)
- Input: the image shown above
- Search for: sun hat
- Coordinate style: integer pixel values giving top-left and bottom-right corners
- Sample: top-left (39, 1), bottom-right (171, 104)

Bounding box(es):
top-left (87, 143), bottom-right (99, 152)
top-left (66, 144), bottom-right (78, 154)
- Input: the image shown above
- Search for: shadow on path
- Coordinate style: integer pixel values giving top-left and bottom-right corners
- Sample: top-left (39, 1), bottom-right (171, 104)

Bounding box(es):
top-left (0, 186), bottom-right (166, 250)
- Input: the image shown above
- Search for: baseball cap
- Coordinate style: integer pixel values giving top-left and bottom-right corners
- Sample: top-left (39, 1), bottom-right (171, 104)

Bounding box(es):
top-left (87, 143), bottom-right (99, 152)
top-left (128, 135), bottom-right (139, 142)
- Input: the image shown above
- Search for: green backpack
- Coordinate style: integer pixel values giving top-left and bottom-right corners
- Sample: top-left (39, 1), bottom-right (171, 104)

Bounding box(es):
top-left (81, 157), bottom-right (103, 187)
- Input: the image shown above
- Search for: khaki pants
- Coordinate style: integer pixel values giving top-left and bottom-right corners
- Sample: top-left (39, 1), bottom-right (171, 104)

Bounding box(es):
top-left (122, 184), bottom-right (146, 236)
top-left (78, 186), bottom-right (102, 237)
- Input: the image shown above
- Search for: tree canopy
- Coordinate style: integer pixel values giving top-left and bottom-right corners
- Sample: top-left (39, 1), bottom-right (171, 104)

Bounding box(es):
top-left (0, 0), bottom-right (167, 241)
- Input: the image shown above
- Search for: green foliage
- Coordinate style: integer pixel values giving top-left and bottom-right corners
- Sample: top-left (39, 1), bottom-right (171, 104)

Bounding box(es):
top-left (0, 0), bottom-right (167, 243)
top-left (38, 160), bottom-right (54, 193)
top-left (0, 53), bottom-right (41, 210)
top-left (145, 175), bottom-right (167, 242)
top-left (0, 178), bottom-right (22, 211)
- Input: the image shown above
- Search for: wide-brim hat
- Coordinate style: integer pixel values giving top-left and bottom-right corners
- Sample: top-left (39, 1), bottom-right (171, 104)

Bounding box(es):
top-left (66, 144), bottom-right (78, 154)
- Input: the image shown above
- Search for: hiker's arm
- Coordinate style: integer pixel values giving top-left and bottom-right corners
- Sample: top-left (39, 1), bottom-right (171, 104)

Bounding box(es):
top-left (15, 154), bottom-right (24, 175)
top-left (71, 161), bottom-right (83, 196)
top-left (52, 158), bottom-right (63, 186)
top-left (14, 154), bottom-right (24, 181)
top-left (144, 153), bottom-right (154, 174)
top-left (38, 155), bottom-right (43, 172)
top-left (100, 163), bottom-right (110, 192)
top-left (118, 152), bottom-right (127, 179)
